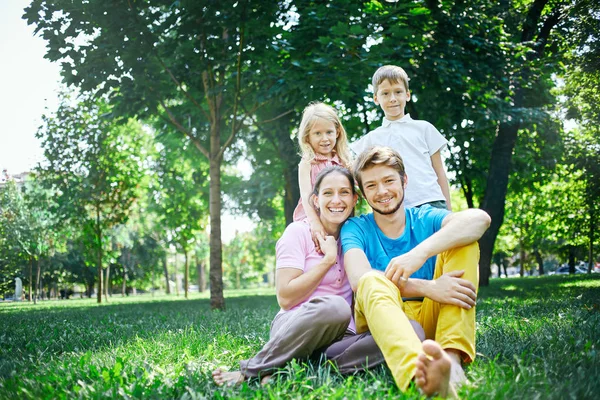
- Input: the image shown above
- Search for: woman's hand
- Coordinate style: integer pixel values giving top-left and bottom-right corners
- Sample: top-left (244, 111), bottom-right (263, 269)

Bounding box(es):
top-left (310, 220), bottom-right (327, 254)
top-left (317, 233), bottom-right (338, 265)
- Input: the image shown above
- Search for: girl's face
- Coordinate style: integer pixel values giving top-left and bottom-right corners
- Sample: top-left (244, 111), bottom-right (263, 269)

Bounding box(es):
top-left (314, 172), bottom-right (357, 230)
top-left (307, 118), bottom-right (338, 157)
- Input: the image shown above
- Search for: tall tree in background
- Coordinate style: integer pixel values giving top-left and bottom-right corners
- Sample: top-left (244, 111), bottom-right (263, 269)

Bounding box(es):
top-left (149, 130), bottom-right (209, 299)
top-left (36, 95), bottom-right (147, 303)
top-left (25, 0), bottom-right (287, 309)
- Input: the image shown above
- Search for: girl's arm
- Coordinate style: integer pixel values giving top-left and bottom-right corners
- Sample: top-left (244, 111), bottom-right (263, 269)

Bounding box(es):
top-left (276, 235), bottom-right (338, 310)
top-left (298, 160), bottom-right (326, 251)
top-left (431, 151), bottom-right (452, 211)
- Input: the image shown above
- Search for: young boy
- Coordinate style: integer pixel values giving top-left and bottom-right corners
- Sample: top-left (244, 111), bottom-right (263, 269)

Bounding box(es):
top-left (350, 65), bottom-right (452, 210)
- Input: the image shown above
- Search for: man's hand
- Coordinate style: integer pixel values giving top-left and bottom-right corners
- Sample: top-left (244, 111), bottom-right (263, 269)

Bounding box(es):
top-left (385, 248), bottom-right (428, 288)
top-left (310, 220), bottom-right (327, 254)
top-left (425, 270), bottom-right (477, 309)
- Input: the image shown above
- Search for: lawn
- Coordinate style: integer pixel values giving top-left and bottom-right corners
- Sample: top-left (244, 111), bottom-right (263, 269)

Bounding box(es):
top-left (1, 275), bottom-right (599, 399)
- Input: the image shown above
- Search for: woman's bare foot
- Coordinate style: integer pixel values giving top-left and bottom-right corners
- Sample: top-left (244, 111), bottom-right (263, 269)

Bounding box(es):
top-left (212, 368), bottom-right (246, 386)
top-left (260, 374), bottom-right (272, 386)
top-left (415, 340), bottom-right (456, 398)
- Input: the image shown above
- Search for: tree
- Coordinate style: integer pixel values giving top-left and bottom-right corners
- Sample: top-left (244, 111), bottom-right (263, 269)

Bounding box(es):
top-left (36, 94), bottom-right (148, 303)
top-left (25, 0), bottom-right (288, 309)
top-left (148, 130), bottom-right (209, 299)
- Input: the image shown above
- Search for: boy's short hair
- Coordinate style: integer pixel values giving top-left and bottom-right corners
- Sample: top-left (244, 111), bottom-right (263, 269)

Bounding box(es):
top-left (353, 146), bottom-right (406, 193)
top-left (372, 65), bottom-right (410, 94)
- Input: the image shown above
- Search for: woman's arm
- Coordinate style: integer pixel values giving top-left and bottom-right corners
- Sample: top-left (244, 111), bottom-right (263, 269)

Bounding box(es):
top-left (431, 151), bottom-right (452, 211)
top-left (298, 160), bottom-right (326, 251)
top-left (276, 235), bottom-right (337, 310)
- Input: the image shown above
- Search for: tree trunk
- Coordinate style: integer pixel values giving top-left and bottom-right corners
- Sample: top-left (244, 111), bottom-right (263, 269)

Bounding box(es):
top-left (34, 257), bottom-right (41, 304)
top-left (174, 254), bottom-right (180, 297)
top-left (279, 132), bottom-right (300, 226)
top-left (28, 256), bottom-right (33, 302)
top-left (534, 249), bottom-right (544, 275)
top-left (502, 259), bottom-right (509, 278)
top-left (163, 253), bottom-right (170, 294)
top-left (122, 264), bottom-right (127, 296)
top-left (96, 209), bottom-right (103, 304)
top-left (209, 154), bottom-right (225, 309)
top-left (197, 259), bottom-right (205, 293)
top-left (519, 240), bottom-right (525, 277)
top-left (568, 246), bottom-right (575, 274)
top-left (104, 264), bottom-right (110, 302)
top-left (476, 0), bottom-right (559, 285)
top-left (589, 205), bottom-right (595, 273)
top-left (236, 263), bottom-right (241, 290)
top-left (479, 121), bottom-right (521, 286)
top-left (184, 249), bottom-right (189, 299)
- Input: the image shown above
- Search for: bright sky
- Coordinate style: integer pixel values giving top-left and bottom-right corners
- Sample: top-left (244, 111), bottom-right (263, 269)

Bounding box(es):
top-left (0, 1), bottom-right (253, 241)
top-left (0, 0), bottom-right (60, 174)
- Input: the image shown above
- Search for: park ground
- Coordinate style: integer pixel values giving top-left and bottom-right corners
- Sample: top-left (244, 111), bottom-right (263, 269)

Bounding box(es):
top-left (1, 274), bottom-right (599, 399)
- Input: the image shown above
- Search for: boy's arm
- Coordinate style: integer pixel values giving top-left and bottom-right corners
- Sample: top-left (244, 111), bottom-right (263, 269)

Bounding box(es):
top-left (385, 209), bottom-right (491, 287)
top-left (298, 160), bottom-right (325, 251)
top-left (431, 150), bottom-right (452, 211)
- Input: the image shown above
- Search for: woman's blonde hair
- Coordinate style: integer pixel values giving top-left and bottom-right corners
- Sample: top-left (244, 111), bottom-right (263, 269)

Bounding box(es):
top-left (297, 102), bottom-right (351, 167)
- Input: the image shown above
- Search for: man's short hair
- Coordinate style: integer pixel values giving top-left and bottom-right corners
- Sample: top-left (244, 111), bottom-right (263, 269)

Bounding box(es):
top-left (372, 65), bottom-right (410, 94)
top-left (353, 146), bottom-right (406, 193)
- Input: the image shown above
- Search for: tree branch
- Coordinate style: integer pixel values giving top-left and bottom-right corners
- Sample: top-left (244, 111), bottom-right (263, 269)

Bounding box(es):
top-left (158, 99), bottom-right (209, 158)
top-left (125, 0), bottom-right (208, 120)
top-left (218, 23), bottom-right (245, 161)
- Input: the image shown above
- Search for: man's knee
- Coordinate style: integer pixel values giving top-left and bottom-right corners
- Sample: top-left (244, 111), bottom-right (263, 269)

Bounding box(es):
top-left (357, 271), bottom-right (396, 294)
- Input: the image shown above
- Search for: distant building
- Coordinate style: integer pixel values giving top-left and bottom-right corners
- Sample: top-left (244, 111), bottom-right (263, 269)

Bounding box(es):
top-left (0, 169), bottom-right (31, 189)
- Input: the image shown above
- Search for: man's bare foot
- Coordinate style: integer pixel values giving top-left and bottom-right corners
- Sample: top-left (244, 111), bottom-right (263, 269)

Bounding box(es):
top-left (446, 350), bottom-right (467, 391)
top-left (212, 368), bottom-right (245, 386)
top-left (415, 340), bottom-right (456, 398)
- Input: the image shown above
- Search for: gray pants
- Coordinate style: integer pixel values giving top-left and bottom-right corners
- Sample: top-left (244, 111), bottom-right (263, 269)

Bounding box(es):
top-left (239, 295), bottom-right (351, 378)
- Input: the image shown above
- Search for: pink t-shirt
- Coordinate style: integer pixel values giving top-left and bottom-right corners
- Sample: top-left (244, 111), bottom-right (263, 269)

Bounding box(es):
top-left (276, 220), bottom-right (355, 333)
top-left (293, 153), bottom-right (343, 221)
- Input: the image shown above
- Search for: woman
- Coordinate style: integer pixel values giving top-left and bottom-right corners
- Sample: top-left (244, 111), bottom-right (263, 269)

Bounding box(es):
top-left (213, 165), bottom-right (359, 385)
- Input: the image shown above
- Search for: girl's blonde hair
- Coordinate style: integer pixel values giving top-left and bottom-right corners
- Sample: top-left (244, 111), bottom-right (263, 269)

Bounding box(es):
top-left (297, 102), bottom-right (351, 167)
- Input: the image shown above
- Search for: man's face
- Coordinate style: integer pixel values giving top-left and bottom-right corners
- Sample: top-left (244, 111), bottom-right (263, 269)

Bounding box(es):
top-left (360, 164), bottom-right (406, 216)
top-left (374, 79), bottom-right (410, 121)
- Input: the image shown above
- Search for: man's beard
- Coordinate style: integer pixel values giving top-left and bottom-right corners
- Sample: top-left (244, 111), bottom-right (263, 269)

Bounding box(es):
top-left (370, 192), bottom-right (404, 216)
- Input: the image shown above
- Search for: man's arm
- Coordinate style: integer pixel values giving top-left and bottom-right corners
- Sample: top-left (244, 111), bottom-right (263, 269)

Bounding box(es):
top-left (344, 248), bottom-right (382, 292)
top-left (385, 209), bottom-right (491, 286)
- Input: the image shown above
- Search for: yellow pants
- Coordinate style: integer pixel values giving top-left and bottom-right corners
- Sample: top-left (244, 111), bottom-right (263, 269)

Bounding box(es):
top-left (353, 242), bottom-right (479, 391)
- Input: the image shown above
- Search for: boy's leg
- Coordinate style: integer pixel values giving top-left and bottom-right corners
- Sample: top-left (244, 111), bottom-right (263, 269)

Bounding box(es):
top-left (354, 271), bottom-right (422, 391)
top-left (418, 242), bottom-right (479, 363)
top-left (239, 295), bottom-right (351, 377)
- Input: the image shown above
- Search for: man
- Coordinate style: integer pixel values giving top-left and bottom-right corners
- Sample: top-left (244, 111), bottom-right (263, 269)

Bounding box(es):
top-left (341, 146), bottom-right (491, 397)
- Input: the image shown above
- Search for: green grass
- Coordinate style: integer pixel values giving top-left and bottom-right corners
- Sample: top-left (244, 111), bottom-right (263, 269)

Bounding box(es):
top-left (1, 274), bottom-right (599, 399)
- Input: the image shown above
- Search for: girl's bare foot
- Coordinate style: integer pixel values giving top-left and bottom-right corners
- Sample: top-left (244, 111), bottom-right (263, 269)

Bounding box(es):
top-left (415, 340), bottom-right (456, 398)
top-left (212, 368), bottom-right (246, 386)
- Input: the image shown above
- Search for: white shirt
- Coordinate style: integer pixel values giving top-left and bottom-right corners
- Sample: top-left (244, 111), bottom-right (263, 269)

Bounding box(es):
top-left (350, 114), bottom-right (447, 207)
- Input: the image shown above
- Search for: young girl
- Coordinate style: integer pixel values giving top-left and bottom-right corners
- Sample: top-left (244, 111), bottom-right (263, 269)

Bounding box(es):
top-left (294, 102), bottom-right (352, 248)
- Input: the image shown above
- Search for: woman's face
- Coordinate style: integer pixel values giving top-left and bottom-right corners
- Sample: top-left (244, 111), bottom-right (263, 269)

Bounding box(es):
top-left (314, 172), bottom-right (357, 228)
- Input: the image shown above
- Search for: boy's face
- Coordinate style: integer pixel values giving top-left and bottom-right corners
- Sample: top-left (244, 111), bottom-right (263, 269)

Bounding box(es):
top-left (374, 79), bottom-right (410, 121)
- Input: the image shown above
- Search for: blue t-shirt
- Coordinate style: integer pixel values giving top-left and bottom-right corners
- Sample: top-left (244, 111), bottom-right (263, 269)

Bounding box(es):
top-left (341, 205), bottom-right (450, 280)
